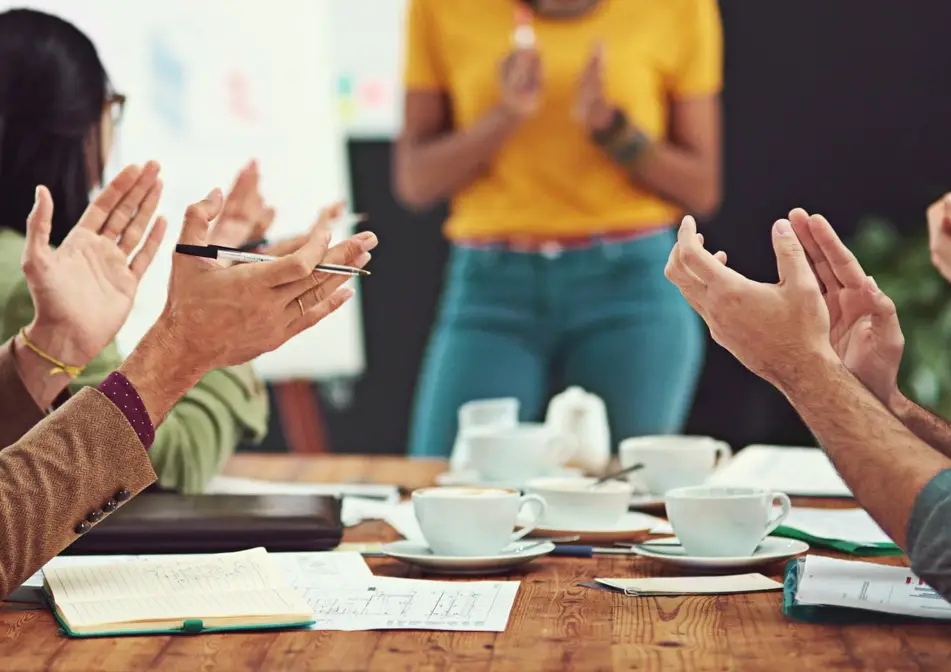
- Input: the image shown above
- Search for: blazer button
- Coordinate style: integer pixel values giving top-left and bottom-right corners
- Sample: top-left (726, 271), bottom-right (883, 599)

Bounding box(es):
top-left (115, 489), bottom-right (131, 502)
top-left (103, 499), bottom-right (118, 513)
top-left (87, 510), bottom-right (104, 523)
top-left (74, 521), bottom-right (91, 535)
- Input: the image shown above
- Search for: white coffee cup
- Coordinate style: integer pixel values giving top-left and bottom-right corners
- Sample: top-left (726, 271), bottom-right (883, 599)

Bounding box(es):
top-left (450, 398), bottom-right (520, 472)
top-left (467, 423), bottom-right (574, 482)
top-left (525, 477), bottom-right (632, 529)
top-left (412, 486), bottom-right (547, 556)
top-left (619, 435), bottom-right (731, 495)
top-left (664, 485), bottom-right (792, 557)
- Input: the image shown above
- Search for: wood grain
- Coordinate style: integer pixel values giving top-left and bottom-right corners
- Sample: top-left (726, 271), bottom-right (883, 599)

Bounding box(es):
top-left (2, 454), bottom-right (949, 672)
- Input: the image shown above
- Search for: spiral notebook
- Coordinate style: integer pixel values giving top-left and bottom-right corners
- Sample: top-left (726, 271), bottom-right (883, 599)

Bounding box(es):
top-left (43, 547), bottom-right (314, 637)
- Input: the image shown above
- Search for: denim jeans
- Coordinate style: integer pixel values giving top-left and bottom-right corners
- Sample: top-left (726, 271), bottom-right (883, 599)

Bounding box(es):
top-left (407, 228), bottom-right (705, 457)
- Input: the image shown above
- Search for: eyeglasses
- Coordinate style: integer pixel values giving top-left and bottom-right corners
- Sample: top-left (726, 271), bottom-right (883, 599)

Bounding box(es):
top-left (105, 93), bottom-right (126, 126)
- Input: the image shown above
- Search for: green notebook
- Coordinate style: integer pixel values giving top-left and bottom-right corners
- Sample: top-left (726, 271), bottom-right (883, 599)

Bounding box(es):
top-left (774, 526), bottom-right (903, 557)
top-left (43, 548), bottom-right (315, 637)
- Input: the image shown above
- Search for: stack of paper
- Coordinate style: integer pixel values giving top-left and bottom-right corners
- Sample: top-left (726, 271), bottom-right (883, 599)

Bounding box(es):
top-left (786, 555), bottom-right (951, 621)
top-left (705, 445), bottom-right (852, 497)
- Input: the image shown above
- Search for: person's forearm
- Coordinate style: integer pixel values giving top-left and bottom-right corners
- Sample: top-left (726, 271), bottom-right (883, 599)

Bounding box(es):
top-left (777, 354), bottom-right (951, 549)
top-left (395, 105), bottom-right (523, 210)
top-left (11, 327), bottom-right (72, 410)
top-left (888, 392), bottom-right (951, 460)
top-left (118, 320), bottom-right (204, 426)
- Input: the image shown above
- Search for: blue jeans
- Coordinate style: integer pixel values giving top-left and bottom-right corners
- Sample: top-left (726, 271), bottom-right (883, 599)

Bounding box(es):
top-left (407, 229), bottom-right (705, 457)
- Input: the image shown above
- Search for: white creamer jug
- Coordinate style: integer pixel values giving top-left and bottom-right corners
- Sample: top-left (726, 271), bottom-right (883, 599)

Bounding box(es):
top-left (545, 387), bottom-right (610, 473)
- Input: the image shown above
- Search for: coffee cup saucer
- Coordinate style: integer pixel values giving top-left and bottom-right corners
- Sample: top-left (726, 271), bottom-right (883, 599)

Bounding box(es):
top-left (628, 492), bottom-right (666, 511)
top-left (519, 511), bottom-right (665, 544)
top-left (628, 537), bottom-right (809, 570)
top-left (380, 540), bottom-right (556, 575)
top-left (435, 467), bottom-right (583, 491)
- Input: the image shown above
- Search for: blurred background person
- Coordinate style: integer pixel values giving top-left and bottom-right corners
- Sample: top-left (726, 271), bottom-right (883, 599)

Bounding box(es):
top-left (0, 9), bottom-right (270, 493)
top-left (394, 0), bottom-right (723, 457)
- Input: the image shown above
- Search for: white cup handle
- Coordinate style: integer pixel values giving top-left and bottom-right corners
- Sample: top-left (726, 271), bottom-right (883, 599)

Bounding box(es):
top-left (511, 494), bottom-right (547, 542)
top-left (764, 492), bottom-right (792, 537)
top-left (714, 442), bottom-right (732, 467)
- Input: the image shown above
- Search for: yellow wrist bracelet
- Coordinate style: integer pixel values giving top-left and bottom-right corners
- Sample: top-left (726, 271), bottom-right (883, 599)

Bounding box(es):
top-left (19, 327), bottom-right (85, 380)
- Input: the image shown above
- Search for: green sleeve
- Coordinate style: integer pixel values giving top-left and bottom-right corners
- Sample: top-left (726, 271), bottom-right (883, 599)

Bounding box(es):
top-left (0, 273), bottom-right (270, 494)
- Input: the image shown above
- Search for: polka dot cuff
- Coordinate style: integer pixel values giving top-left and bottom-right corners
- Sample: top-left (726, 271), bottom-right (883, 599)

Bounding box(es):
top-left (97, 372), bottom-right (155, 450)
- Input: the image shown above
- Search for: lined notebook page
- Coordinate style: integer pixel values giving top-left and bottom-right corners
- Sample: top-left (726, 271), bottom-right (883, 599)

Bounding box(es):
top-left (57, 588), bottom-right (312, 628)
top-left (45, 548), bottom-right (284, 604)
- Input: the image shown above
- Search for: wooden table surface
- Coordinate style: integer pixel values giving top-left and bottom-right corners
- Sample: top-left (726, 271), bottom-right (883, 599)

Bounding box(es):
top-left (2, 454), bottom-right (949, 672)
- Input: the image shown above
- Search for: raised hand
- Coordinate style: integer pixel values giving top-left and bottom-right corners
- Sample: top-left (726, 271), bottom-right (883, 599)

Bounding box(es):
top-left (22, 162), bottom-right (166, 368)
top-left (789, 208), bottom-right (903, 405)
top-left (122, 190), bottom-right (376, 423)
top-left (574, 42), bottom-right (616, 133)
top-left (499, 45), bottom-right (542, 119)
top-left (207, 160), bottom-right (276, 248)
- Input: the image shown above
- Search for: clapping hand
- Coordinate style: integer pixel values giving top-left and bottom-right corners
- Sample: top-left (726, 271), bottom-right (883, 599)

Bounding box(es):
top-left (574, 42), bottom-right (616, 133)
top-left (789, 208), bottom-right (904, 405)
top-left (22, 162), bottom-right (166, 368)
top-left (207, 160), bottom-right (276, 248)
top-left (927, 194), bottom-right (951, 282)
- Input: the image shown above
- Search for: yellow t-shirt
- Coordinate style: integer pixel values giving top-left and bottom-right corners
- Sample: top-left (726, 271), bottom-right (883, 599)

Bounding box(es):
top-left (402, 0), bottom-right (723, 241)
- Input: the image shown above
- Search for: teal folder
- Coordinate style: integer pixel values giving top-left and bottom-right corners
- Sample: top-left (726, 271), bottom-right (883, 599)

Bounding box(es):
top-left (774, 526), bottom-right (903, 557)
top-left (782, 558), bottom-right (929, 624)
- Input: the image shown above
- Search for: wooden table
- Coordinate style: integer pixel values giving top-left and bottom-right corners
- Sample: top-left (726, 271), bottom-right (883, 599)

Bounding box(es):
top-left (2, 455), bottom-right (950, 672)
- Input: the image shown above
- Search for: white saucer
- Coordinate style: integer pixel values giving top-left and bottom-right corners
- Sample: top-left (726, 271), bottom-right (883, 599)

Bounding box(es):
top-left (520, 511), bottom-right (664, 544)
top-left (381, 540), bottom-right (556, 575)
top-left (630, 537), bottom-right (809, 570)
top-left (435, 467), bottom-right (583, 490)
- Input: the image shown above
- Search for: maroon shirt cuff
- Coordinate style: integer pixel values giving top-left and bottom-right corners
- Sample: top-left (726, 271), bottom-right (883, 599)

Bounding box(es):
top-left (97, 372), bottom-right (155, 450)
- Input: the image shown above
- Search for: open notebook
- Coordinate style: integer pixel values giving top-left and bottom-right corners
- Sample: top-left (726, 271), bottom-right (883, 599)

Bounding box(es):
top-left (43, 547), bottom-right (314, 637)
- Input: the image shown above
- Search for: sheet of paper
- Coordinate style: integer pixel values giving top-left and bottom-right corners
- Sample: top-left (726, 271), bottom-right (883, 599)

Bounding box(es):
top-left (597, 573), bottom-right (781, 596)
top-left (796, 555), bottom-right (951, 619)
top-left (203, 476), bottom-right (400, 526)
top-left (705, 445), bottom-right (852, 497)
top-left (299, 577), bottom-right (519, 631)
top-left (781, 507), bottom-right (894, 545)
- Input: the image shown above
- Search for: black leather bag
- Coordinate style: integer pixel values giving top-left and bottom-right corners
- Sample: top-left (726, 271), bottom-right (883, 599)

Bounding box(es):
top-left (62, 493), bottom-right (343, 555)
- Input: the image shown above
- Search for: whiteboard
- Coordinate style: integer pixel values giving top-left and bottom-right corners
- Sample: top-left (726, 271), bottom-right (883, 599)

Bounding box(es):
top-left (332, 0), bottom-right (407, 138)
top-left (5, 0), bottom-right (365, 381)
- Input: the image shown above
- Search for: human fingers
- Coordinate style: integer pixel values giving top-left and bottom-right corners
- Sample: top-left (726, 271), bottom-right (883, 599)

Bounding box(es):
top-left (867, 277), bottom-right (904, 349)
top-left (100, 161), bottom-right (161, 238)
top-left (665, 241), bottom-right (708, 312)
top-left (76, 164), bottom-right (141, 232)
top-left (22, 186), bottom-right (54, 272)
top-left (261, 226), bottom-right (332, 286)
top-left (177, 189), bottom-right (224, 247)
top-left (713, 250), bottom-right (728, 265)
top-left (129, 217), bottom-right (168, 279)
top-left (772, 219), bottom-right (816, 289)
top-left (251, 207), bottom-right (276, 240)
top-left (220, 160), bottom-right (257, 219)
top-left (118, 180), bottom-right (163, 255)
top-left (279, 251), bottom-right (371, 310)
top-left (285, 287), bottom-right (355, 338)
top-left (808, 214), bottom-right (867, 288)
top-left (789, 208), bottom-right (835, 294)
top-left (676, 215), bottom-right (732, 285)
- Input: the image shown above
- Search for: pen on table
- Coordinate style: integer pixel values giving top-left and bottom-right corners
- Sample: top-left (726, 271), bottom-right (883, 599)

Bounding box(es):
top-left (550, 545), bottom-right (638, 557)
top-left (175, 244), bottom-right (370, 276)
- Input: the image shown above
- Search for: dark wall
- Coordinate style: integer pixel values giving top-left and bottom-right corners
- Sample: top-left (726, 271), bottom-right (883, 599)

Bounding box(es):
top-left (285, 0), bottom-right (951, 455)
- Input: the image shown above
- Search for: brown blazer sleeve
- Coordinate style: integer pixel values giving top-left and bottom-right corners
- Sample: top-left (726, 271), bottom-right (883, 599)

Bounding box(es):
top-left (0, 338), bottom-right (46, 448)
top-left (0, 387), bottom-right (157, 599)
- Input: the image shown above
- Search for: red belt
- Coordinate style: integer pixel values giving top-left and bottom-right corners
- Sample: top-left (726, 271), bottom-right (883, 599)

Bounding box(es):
top-left (455, 225), bottom-right (668, 255)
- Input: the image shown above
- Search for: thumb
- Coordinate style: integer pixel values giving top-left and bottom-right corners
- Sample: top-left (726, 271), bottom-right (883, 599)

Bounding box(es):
top-left (178, 189), bottom-right (223, 246)
top-left (943, 196), bottom-right (951, 233)
top-left (772, 219), bottom-right (812, 286)
top-left (23, 186), bottom-right (54, 267)
top-left (867, 277), bottom-right (898, 322)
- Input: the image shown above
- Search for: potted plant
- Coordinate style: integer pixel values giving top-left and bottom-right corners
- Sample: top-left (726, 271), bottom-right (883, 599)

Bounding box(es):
top-left (851, 217), bottom-right (951, 418)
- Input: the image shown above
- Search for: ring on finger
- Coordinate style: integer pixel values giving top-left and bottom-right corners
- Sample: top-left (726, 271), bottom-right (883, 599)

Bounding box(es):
top-left (296, 297), bottom-right (304, 316)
